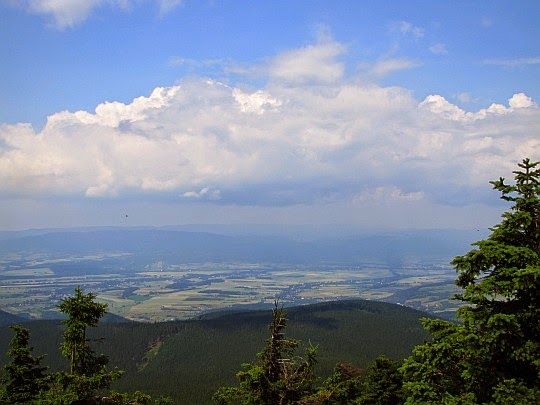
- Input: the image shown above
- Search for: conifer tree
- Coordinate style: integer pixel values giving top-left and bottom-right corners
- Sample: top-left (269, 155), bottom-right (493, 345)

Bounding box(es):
top-left (304, 362), bottom-right (363, 404)
top-left (359, 356), bottom-right (404, 405)
top-left (0, 289), bottom-right (170, 404)
top-left (0, 325), bottom-right (48, 404)
top-left (401, 158), bottom-right (540, 403)
top-left (54, 286), bottom-right (123, 400)
top-left (213, 302), bottom-right (318, 404)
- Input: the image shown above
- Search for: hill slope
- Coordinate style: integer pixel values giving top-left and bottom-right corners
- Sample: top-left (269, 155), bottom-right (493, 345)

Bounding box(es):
top-left (0, 299), bottom-right (432, 404)
top-left (0, 309), bottom-right (29, 327)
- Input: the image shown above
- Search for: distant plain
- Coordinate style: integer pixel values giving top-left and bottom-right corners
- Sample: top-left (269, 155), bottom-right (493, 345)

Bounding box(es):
top-left (0, 226), bottom-right (480, 321)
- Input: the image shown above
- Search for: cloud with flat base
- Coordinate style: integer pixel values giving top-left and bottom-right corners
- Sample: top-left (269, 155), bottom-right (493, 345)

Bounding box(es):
top-left (0, 38), bottom-right (538, 212)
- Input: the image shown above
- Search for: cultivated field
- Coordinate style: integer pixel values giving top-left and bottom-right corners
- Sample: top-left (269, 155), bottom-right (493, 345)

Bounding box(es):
top-left (0, 253), bottom-right (461, 321)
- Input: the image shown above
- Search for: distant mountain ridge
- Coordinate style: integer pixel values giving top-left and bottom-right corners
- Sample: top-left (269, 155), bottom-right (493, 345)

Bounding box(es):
top-left (0, 226), bottom-right (482, 264)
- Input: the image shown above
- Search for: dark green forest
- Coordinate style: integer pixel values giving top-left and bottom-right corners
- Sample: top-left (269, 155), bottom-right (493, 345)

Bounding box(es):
top-left (0, 158), bottom-right (539, 404)
top-left (0, 299), bottom-right (431, 404)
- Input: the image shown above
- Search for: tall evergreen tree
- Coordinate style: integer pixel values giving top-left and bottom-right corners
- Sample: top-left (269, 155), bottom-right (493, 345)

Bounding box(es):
top-left (54, 286), bottom-right (123, 400)
top-left (0, 325), bottom-right (48, 404)
top-left (58, 286), bottom-right (108, 375)
top-left (401, 158), bottom-right (540, 403)
top-left (214, 302), bottom-right (318, 404)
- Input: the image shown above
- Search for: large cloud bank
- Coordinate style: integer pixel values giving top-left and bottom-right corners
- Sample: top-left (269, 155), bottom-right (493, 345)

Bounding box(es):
top-left (1, 40), bottom-right (539, 209)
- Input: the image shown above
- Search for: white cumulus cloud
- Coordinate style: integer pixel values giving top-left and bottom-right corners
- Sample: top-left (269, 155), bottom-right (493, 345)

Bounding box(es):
top-left (0, 39), bottom-right (538, 210)
top-left (508, 93), bottom-right (535, 108)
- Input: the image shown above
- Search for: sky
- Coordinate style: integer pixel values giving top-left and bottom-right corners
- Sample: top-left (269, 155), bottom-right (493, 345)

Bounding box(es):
top-left (0, 0), bottom-right (539, 232)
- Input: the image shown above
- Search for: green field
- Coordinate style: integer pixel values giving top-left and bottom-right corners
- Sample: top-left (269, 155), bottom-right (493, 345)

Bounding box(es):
top-left (0, 253), bottom-right (461, 321)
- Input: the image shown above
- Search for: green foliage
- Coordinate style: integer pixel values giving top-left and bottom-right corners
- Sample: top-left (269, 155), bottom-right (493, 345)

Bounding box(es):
top-left (109, 390), bottom-right (174, 404)
top-left (0, 300), bottom-right (429, 404)
top-left (305, 362), bottom-right (363, 404)
top-left (55, 286), bottom-right (124, 400)
top-left (358, 356), bottom-right (404, 405)
top-left (58, 286), bottom-right (108, 375)
top-left (213, 302), bottom-right (318, 404)
top-left (304, 356), bottom-right (404, 405)
top-left (401, 158), bottom-right (540, 404)
top-left (109, 299), bottom-right (429, 403)
top-left (0, 289), bottom-right (171, 404)
top-left (0, 325), bottom-right (48, 404)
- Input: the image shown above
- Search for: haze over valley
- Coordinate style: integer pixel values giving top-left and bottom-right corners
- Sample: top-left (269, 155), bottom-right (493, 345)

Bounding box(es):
top-left (0, 226), bottom-right (482, 322)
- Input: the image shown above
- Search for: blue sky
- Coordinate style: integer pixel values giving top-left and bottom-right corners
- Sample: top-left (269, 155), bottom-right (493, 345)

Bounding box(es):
top-left (0, 0), bottom-right (539, 231)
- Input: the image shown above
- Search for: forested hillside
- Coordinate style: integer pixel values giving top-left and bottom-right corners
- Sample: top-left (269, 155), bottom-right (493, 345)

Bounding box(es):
top-left (0, 299), bottom-right (430, 404)
top-left (0, 310), bottom-right (27, 327)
